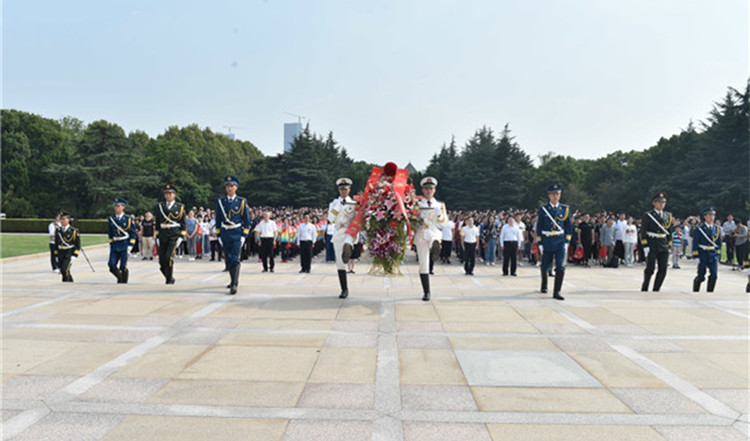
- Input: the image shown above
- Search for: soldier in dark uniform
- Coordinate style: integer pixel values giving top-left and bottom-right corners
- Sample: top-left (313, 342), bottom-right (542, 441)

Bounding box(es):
top-left (692, 206), bottom-right (722, 293)
top-left (640, 192), bottom-right (673, 291)
top-left (54, 210), bottom-right (81, 282)
top-left (154, 184), bottom-right (187, 284)
top-left (536, 183), bottom-right (572, 300)
top-left (216, 175), bottom-right (251, 295)
top-left (108, 197), bottom-right (138, 283)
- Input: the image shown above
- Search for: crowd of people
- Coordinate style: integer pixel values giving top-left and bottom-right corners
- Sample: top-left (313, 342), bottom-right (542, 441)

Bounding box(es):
top-left (52, 206), bottom-right (746, 274)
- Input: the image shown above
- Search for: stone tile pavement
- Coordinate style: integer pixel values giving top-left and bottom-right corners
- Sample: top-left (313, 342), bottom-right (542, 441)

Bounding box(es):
top-left (1, 247), bottom-right (748, 440)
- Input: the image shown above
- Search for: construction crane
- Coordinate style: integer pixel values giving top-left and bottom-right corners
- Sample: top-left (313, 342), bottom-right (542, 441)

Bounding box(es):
top-left (284, 112), bottom-right (307, 125)
top-left (222, 125), bottom-right (247, 134)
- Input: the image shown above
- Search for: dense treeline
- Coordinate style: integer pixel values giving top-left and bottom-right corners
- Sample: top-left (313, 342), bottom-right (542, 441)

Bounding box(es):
top-left (426, 82), bottom-right (749, 216)
top-left (2, 112), bottom-right (263, 217)
top-left (2, 81), bottom-right (747, 219)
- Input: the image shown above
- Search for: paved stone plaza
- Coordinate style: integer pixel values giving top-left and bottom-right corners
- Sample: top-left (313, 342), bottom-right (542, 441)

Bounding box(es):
top-left (2, 246), bottom-right (748, 440)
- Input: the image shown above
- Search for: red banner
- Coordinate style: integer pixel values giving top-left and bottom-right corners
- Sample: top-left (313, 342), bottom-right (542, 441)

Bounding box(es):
top-left (344, 167), bottom-right (383, 238)
top-left (391, 169), bottom-right (413, 245)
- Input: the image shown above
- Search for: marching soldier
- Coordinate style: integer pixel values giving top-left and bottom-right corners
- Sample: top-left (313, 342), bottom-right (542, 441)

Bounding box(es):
top-left (415, 177), bottom-right (447, 301)
top-left (108, 198), bottom-right (137, 283)
top-left (692, 206), bottom-right (722, 292)
top-left (536, 183), bottom-right (572, 300)
top-left (154, 183), bottom-right (186, 284)
top-left (329, 178), bottom-right (358, 299)
top-left (54, 210), bottom-right (81, 282)
top-left (215, 175), bottom-right (251, 295)
top-left (641, 192), bottom-right (673, 292)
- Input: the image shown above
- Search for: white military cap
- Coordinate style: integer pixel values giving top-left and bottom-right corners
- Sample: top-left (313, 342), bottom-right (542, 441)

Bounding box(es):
top-left (420, 176), bottom-right (438, 187)
top-left (336, 178), bottom-right (353, 187)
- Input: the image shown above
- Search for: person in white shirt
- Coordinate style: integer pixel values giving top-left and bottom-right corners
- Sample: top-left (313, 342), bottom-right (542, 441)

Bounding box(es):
top-left (500, 216), bottom-right (521, 276)
top-left (441, 219), bottom-right (455, 264)
top-left (255, 211), bottom-right (278, 272)
top-left (515, 214), bottom-right (526, 264)
top-left (460, 217), bottom-right (480, 275)
top-left (48, 214), bottom-right (61, 272)
top-left (296, 213), bottom-right (316, 273)
top-left (623, 217), bottom-right (638, 267)
top-left (615, 213), bottom-right (627, 264)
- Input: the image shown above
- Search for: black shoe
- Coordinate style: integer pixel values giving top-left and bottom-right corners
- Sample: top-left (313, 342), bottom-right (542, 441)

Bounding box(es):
top-left (422, 292), bottom-right (430, 301)
top-left (121, 269), bottom-right (129, 284)
top-left (262, 269), bottom-right (268, 273)
top-left (149, 257), bottom-right (153, 260)
top-left (502, 273), bottom-right (508, 276)
top-left (339, 289), bottom-right (349, 299)
top-left (338, 269), bottom-right (348, 299)
top-left (299, 269), bottom-right (306, 273)
top-left (167, 278), bottom-right (175, 284)
top-left (511, 274), bottom-right (517, 276)
top-left (429, 271), bottom-right (434, 275)
top-left (142, 257), bottom-right (148, 260)
top-left (553, 293), bottom-right (565, 301)
top-left (342, 243), bottom-right (352, 264)
top-left (270, 268), bottom-right (274, 273)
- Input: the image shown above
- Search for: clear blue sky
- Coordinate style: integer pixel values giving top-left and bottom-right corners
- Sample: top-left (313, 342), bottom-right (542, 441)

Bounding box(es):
top-left (3, 0), bottom-right (747, 169)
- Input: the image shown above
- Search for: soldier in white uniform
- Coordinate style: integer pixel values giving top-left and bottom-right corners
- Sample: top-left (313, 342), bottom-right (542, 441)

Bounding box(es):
top-left (415, 177), bottom-right (447, 301)
top-left (328, 178), bottom-right (358, 299)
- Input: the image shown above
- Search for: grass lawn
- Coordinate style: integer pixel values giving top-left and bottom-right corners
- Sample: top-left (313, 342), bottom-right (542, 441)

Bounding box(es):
top-left (1, 234), bottom-right (109, 259)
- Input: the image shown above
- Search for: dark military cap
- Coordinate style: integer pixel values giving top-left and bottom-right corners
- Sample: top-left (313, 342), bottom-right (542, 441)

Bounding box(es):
top-left (59, 210), bottom-right (73, 219)
top-left (224, 175), bottom-right (239, 186)
top-left (336, 178), bottom-right (352, 188)
top-left (702, 206), bottom-right (716, 215)
top-left (652, 192), bottom-right (667, 202)
top-left (546, 183), bottom-right (563, 193)
top-left (163, 183), bottom-right (177, 193)
top-left (113, 197), bottom-right (128, 206)
top-left (420, 177), bottom-right (438, 188)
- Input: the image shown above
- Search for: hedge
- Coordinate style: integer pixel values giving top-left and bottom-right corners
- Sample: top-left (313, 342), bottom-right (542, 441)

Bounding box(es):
top-left (1, 218), bottom-right (108, 233)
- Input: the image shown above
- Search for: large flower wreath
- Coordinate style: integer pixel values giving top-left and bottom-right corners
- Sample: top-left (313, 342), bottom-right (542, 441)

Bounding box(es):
top-left (345, 162), bottom-right (422, 275)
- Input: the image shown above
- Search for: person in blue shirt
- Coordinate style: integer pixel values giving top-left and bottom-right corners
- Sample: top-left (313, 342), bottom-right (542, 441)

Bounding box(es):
top-left (536, 183), bottom-right (572, 300)
top-left (215, 175), bottom-right (251, 295)
top-left (108, 197), bottom-right (137, 283)
top-left (692, 206), bottom-right (722, 293)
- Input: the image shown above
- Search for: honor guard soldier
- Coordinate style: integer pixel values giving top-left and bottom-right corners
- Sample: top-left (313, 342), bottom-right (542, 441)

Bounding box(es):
top-left (536, 183), bottom-right (572, 300)
top-left (108, 198), bottom-right (137, 283)
top-left (54, 210), bottom-right (81, 282)
top-left (415, 177), bottom-right (447, 301)
top-left (328, 178), bottom-right (358, 298)
top-left (216, 175), bottom-right (251, 295)
top-left (155, 184), bottom-right (186, 284)
top-left (692, 207), bottom-right (722, 293)
top-left (641, 192), bottom-right (673, 292)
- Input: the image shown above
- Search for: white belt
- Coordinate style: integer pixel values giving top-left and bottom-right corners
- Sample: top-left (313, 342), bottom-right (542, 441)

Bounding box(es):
top-left (698, 245), bottom-right (716, 250)
top-left (161, 223), bottom-right (180, 229)
top-left (222, 223), bottom-right (241, 230)
top-left (541, 231), bottom-right (563, 236)
top-left (58, 244), bottom-right (75, 250)
top-left (647, 232), bottom-right (667, 238)
top-left (113, 236), bottom-right (129, 241)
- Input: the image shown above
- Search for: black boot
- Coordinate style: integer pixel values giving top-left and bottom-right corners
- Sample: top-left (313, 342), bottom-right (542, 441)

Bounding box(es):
top-left (110, 267), bottom-right (123, 283)
top-left (653, 271), bottom-right (666, 292)
top-left (166, 266), bottom-right (175, 284)
top-left (641, 274), bottom-right (651, 292)
top-left (229, 266), bottom-right (238, 295)
top-left (706, 278), bottom-right (716, 293)
top-left (338, 269), bottom-right (348, 299)
top-left (420, 273), bottom-right (430, 301)
top-left (540, 269), bottom-right (548, 293)
top-left (342, 244), bottom-right (352, 264)
top-left (430, 241), bottom-right (441, 263)
top-left (746, 275), bottom-right (750, 293)
top-left (553, 270), bottom-right (565, 301)
top-left (121, 268), bottom-right (129, 284)
top-left (692, 278), bottom-right (701, 292)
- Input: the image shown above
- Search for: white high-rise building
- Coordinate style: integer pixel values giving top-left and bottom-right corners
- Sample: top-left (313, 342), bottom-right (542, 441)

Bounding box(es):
top-left (284, 122), bottom-right (302, 153)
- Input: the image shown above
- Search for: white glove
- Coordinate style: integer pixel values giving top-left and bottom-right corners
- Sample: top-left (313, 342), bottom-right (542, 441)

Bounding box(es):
top-left (155, 238), bottom-right (159, 246)
top-left (175, 237), bottom-right (183, 249)
top-left (240, 237), bottom-right (246, 247)
top-left (218, 238), bottom-right (223, 247)
top-left (128, 246), bottom-right (133, 254)
top-left (71, 256), bottom-right (77, 262)
top-left (564, 244), bottom-right (569, 255)
top-left (538, 245), bottom-right (543, 255)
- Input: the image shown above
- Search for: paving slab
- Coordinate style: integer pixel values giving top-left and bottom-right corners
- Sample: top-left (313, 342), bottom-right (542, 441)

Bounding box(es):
top-left (2, 250), bottom-right (747, 441)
